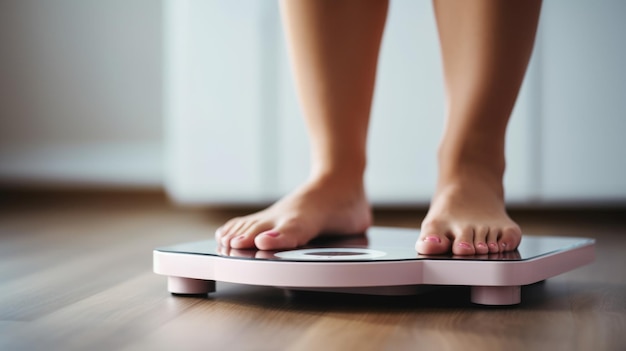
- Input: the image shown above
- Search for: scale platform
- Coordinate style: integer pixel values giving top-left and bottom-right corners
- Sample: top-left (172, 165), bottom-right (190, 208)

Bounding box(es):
top-left (153, 227), bottom-right (595, 305)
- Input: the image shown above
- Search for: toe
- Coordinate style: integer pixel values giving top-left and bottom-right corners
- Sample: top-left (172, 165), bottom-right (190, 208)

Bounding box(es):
top-left (416, 220), bottom-right (452, 255)
top-left (254, 220), bottom-right (309, 251)
top-left (254, 230), bottom-right (297, 251)
top-left (452, 226), bottom-right (476, 256)
top-left (219, 219), bottom-right (249, 246)
top-left (215, 227), bottom-right (224, 240)
top-left (232, 218), bottom-right (260, 239)
top-left (230, 222), bottom-right (273, 249)
top-left (499, 225), bottom-right (522, 252)
top-left (486, 229), bottom-right (500, 253)
top-left (218, 231), bottom-right (232, 246)
top-left (220, 231), bottom-right (236, 247)
top-left (215, 222), bottom-right (232, 241)
top-left (474, 226), bottom-right (489, 255)
top-left (227, 234), bottom-right (248, 249)
top-left (218, 217), bottom-right (243, 237)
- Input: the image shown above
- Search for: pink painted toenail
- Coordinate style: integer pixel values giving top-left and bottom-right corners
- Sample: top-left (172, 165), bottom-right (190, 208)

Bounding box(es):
top-left (235, 235), bottom-right (245, 241)
top-left (423, 236), bottom-right (441, 243)
top-left (458, 242), bottom-right (472, 249)
top-left (489, 243), bottom-right (497, 248)
top-left (263, 231), bottom-right (280, 238)
top-left (477, 242), bottom-right (487, 248)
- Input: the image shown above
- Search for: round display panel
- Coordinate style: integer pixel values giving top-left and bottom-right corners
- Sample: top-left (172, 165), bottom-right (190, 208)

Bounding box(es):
top-left (274, 248), bottom-right (387, 261)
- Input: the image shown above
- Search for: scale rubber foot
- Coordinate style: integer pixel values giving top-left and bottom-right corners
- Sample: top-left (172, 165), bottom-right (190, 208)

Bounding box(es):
top-left (168, 277), bottom-right (215, 295)
top-left (471, 286), bottom-right (521, 305)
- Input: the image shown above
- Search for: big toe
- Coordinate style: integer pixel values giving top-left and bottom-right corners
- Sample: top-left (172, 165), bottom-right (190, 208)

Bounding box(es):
top-left (416, 221), bottom-right (452, 255)
top-left (254, 221), bottom-right (312, 251)
top-left (253, 230), bottom-right (290, 250)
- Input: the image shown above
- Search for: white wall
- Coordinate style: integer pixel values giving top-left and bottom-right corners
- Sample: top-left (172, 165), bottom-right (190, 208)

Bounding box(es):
top-left (0, 0), bottom-right (162, 187)
top-left (538, 0), bottom-right (626, 203)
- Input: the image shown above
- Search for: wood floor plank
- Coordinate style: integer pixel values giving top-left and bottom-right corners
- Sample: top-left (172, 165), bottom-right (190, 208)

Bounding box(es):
top-left (3, 273), bottom-right (200, 351)
top-left (0, 241), bottom-right (154, 320)
top-left (121, 285), bottom-right (317, 351)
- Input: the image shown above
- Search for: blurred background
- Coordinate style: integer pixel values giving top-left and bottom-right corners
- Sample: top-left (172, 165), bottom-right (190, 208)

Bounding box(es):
top-left (1, 0), bottom-right (625, 207)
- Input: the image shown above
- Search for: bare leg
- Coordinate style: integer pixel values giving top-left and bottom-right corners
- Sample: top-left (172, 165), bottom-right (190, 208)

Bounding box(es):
top-left (416, 0), bottom-right (542, 255)
top-left (216, 0), bottom-right (388, 250)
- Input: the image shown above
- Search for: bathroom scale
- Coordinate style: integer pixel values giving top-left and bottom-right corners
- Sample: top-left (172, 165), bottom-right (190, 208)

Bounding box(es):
top-left (153, 227), bottom-right (595, 305)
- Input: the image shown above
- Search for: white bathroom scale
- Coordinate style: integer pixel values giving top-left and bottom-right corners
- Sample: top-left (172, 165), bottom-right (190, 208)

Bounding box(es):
top-left (153, 227), bottom-right (595, 305)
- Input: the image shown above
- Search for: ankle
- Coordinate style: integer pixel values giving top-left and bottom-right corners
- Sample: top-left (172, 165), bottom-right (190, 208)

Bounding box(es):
top-left (310, 161), bottom-right (365, 186)
top-left (307, 169), bottom-right (366, 195)
top-left (437, 136), bottom-right (505, 183)
top-left (436, 151), bottom-right (505, 200)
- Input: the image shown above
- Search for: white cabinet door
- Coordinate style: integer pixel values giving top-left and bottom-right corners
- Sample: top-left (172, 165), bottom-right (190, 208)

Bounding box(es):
top-left (539, 0), bottom-right (626, 202)
top-left (164, 0), bottom-right (272, 204)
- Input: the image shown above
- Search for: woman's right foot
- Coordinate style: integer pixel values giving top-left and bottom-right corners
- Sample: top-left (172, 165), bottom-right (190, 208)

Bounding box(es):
top-left (215, 175), bottom-right (372, 251)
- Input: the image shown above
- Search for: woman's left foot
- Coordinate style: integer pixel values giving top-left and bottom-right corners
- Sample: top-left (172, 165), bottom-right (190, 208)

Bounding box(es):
top-left (416, 175), bottom-right (521, 256)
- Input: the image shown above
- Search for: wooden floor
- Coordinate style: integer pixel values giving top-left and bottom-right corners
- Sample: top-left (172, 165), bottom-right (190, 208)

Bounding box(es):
top-left (1, 191), bottom-right (625, 351)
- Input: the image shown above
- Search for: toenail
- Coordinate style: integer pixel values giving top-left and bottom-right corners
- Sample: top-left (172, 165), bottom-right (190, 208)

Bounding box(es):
top-left (489, 243), bottom-right (497, 248)
top-left (477, 242), bottom-right (487, 248)
top-left (263, 231), bottom-right (280, 238)
top-left (501, 243), bottom-right (508, 248)
top-left (423, 236), bottom-right (441, 243)
top-left (235, 235), bottom-right (245, 241)
top-left (458, 242), bottom-right (472, 249)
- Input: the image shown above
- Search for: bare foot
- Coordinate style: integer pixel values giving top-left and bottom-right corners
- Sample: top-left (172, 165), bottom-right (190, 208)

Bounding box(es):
top-left (215, 176), bottom-right (372, 250)
top-left (416, 175), bottom-right (521, 256)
